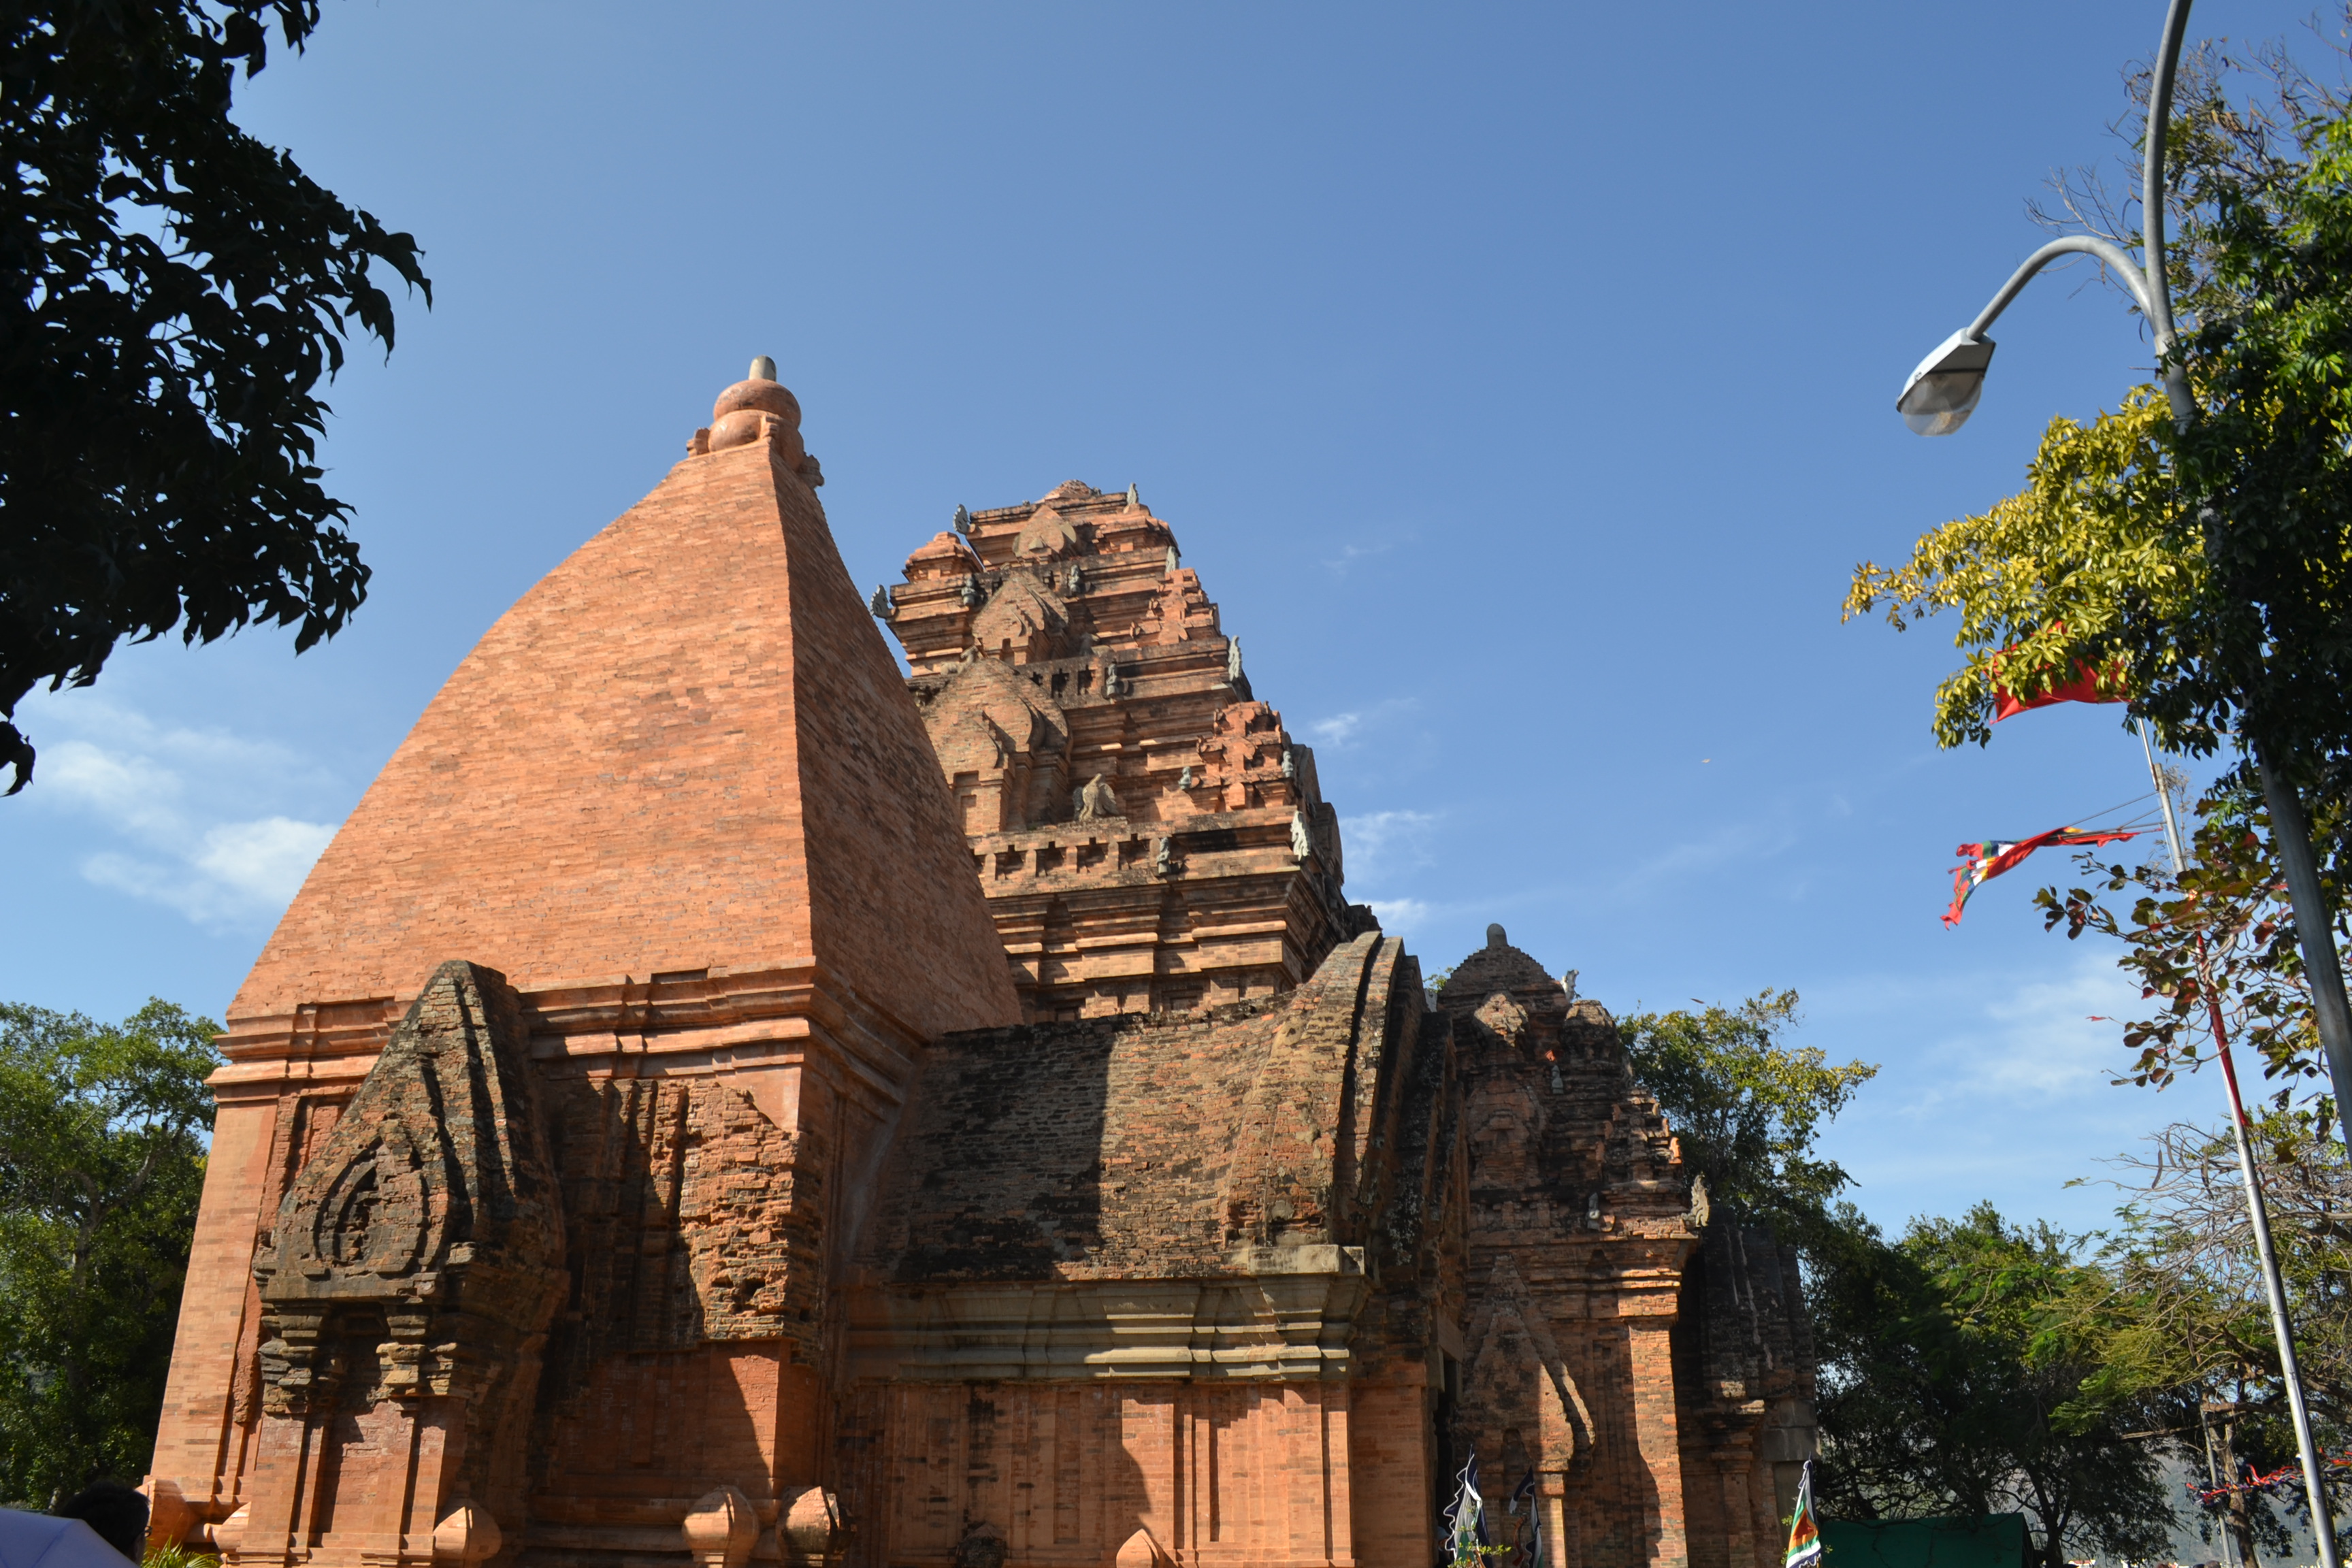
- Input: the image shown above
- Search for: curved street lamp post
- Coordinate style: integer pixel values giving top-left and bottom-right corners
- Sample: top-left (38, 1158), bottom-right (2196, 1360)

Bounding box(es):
top-left (1896, 2), bottom-right (2343, 1556)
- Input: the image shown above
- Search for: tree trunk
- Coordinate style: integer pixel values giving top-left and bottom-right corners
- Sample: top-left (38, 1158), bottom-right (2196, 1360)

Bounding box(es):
top-left (2219, 1409), bottom-right (2261, 1568)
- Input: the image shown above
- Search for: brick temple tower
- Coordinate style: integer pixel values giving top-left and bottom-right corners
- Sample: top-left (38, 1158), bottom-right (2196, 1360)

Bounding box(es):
top-left (878, 482), bottom-right (1373, 1021)
top-left (148, 364), bottom-right (1019, 1568)
top-left (144, 367), bottom-right (1814, 1568)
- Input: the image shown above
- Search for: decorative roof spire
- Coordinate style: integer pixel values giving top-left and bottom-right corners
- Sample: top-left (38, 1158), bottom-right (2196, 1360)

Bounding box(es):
top-left (749, 355), bottom-right (777, 381)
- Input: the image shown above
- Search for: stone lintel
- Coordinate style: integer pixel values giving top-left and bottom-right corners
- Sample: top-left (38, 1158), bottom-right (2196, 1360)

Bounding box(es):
top-left (847, 1253), bottom-right (1368, 1384)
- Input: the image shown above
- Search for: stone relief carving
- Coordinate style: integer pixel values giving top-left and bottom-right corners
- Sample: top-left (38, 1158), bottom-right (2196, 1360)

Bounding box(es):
top-left (1073, 774), bottom-right (1122, 822)
top-left (247, 960), bottom-right (567, 1548)
top-left (251, 960), bottom-right (566, 1418)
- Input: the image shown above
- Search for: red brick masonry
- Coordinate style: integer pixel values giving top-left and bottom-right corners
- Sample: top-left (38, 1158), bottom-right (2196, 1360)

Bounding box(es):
top-left (145, 377), bottom-right (1811, 1568)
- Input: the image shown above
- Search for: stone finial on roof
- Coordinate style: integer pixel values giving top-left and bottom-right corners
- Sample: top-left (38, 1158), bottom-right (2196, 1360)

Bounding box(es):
top-left (749, 355), bottom-right (777, 381)
top-left (707, 369), bottom-right (804, 460)
top-left (1126, 483), bottom-right (1141, 508)
top-left (869, 585), bottom-right (894, 620)
top-left (954, 504), bottom-right (972, 534)
top-left (1487, 923), bottom-right (1507, 949)
top-left (1165, 544), bottom-right (1180, 575)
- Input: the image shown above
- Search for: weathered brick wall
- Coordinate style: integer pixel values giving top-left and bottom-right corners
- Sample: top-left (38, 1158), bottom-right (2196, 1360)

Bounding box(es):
top-left (1671, 1226), bottom-right (1818, 1568)
top-left (837, 1382), bottom-right (1353, 1568)
top-left (1437, 928), bottom-right (1718, 1568)
top-left (843, 936), bottom-right (1456, 1568)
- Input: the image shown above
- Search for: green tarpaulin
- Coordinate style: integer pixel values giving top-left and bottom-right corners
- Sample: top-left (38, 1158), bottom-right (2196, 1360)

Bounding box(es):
top-left (1817, 1514), bottom-right (2029, 1568)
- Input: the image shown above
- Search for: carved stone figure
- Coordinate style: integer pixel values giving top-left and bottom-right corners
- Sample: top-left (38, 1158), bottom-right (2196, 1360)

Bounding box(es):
top-left (1164, 544), bottom-right (1180, 575)
top-left (869, 584), bottom-right (893, 619)
top-left (1065, 564), bottom-right (1084, 595)
top-left (1290, 809), bottom-right (1314, 863)
top-left (1177, 765), bottom-right (1194, 791)
top-left (1227, 636), bottom-right (1245, 684)
top-left (1101, 662), bottom-right (1123, 696)
top-left (1153, 836), bottom-right (1173, 876)
top-left (954, 503), bottom-right (973, 534)
top-left (1073, 774), bottom-right (1122, 821)
top-left (960, 575), bottom-right (981, 608)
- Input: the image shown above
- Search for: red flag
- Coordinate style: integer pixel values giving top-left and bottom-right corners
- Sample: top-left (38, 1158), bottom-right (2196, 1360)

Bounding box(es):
top-left (1989, 646), bottom-right (2127, 721)
top-left (1944, 826), bottom-right (2141, 926)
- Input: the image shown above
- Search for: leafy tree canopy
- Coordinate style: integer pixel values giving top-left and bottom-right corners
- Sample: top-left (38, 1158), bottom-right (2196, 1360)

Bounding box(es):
top-left (0, 0), bottom-right (429, 794)
top-left (1620, 990), bottom-right (1878, 1243)
top-left (1812, 1204), bottom-right (2177, 1568)
top-left (1842, 30), bottom-right (2352, 853)
top-left (0, 998), bottom-right (220, 1507)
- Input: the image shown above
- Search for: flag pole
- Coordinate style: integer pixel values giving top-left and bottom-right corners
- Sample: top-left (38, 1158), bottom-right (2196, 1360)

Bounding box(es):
top-left (2139, 719), bottom-right (2341, 1566)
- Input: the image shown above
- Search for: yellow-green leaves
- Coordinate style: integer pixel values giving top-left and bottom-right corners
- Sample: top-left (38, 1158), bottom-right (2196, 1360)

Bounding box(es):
top-left (1844, 387), bottom-right (2201, 749)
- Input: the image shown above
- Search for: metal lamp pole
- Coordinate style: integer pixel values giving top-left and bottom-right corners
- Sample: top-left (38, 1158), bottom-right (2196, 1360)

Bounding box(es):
top-left (1893, 0), bottom-right (2343, 1554)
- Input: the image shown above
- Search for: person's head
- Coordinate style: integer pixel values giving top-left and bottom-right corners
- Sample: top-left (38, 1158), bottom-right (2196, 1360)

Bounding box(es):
top-left (57, 1479), bottom-right (148, 1563)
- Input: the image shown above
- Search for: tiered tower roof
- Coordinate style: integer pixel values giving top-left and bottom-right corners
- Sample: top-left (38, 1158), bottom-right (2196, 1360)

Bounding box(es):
top-left (879, 480), bottom-right (1370, 1020)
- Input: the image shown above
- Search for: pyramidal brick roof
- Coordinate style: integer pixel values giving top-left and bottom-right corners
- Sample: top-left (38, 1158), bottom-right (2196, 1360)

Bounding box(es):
top-left (231, 372), bottom-right (1020, 1039)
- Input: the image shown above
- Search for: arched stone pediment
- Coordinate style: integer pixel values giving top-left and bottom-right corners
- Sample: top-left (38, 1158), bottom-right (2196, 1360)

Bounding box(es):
top-left (252, 960), bottom-right (566, 1417)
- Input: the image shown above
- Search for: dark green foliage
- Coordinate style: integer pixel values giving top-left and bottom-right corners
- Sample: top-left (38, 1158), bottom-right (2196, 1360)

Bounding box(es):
top-left (1620, 990), bottom-right (1876, 1243)
top-left (0, 999), bottom-right (221, 1507)
top-left (0, 1), bottom-right (428, 794)
top-left (2155, 56), bottom-right (2352, 832)
top-left (1811, 1205), bottom-right (2176, 1568)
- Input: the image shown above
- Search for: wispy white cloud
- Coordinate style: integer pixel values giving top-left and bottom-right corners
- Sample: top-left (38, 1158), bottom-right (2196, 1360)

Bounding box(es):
top-left (1616, 819), bottom-right (1799, 894)
top-left (1368, 897), bottom-right (1433, 932)
top-left (1323, 537), bottom-right (1404, 576)
top-left (22, 696), bottom-right (341, 929)
top-left (1803, 950), bottom-right (2173, 1232)
top-left (1342, 808), bottom-right (1440, 886)
top-left (1310, 713), bottom-right (1360, 745)
top-left (1304, 696), bottom-right (1418, 751)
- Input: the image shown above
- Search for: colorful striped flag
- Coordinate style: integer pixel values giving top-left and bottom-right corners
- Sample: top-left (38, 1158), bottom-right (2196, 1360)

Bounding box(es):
top-left (1784, 1460), bottom-right (1822, 1568)
top-left (1944, 827), bottom-right (2140, 926)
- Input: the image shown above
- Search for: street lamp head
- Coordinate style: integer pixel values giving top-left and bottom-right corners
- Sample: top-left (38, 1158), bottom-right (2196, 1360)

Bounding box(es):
top-left (1897, 329), bottom-right (1997, 436)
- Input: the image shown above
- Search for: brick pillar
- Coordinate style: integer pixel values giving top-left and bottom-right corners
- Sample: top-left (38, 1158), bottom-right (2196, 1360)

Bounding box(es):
top-left (150, 1094), bottom-right (279, 1513)
top-left (1539, 1473), bottom-right (1579, 1568)
top-left (1716, 1461), bottom-right (1754, 1568)
top-left (1345, 1374), bottom-right (1432, 1568)
top-left (1627, 1322), bottom-right (1688, 1568)
top-left (1322, 1384), bottom-right (1356, 1568)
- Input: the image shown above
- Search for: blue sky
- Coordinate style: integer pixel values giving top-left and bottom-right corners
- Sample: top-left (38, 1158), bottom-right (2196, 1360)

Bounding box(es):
top-left (0, 0), bottom-right (2306, 1239)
